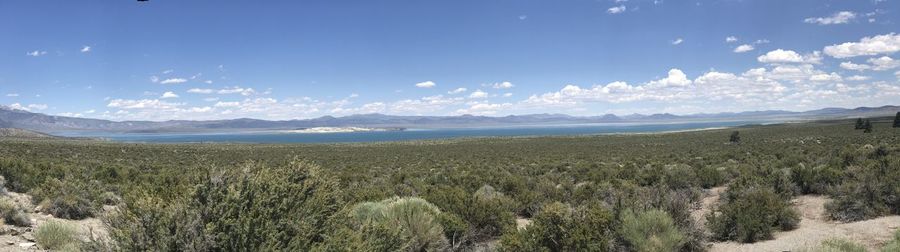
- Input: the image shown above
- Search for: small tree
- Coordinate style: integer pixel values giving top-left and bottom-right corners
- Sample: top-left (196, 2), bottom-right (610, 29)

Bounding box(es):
top-left (729, 131), bottom-right (741, 144)
top-left (855, 118), bottom-right (865, 130)
top-left (863, 119), bottom-right (873, 133)
top-left (893, 112), bottom-right (899, 128)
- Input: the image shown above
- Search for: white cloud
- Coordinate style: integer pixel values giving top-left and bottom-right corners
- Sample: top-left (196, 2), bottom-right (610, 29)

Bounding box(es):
top-left (809, 72), bottom-right (843, 82)
top-left (867, 56), bottom-right (900, 71)
top-left (415, 81), bottom-right (436, 88)
top-left (5, 93), bottom-right (18, 97)
top-left (214, 101), bottom-right (241, 107)
top-left (150, 76), bottom-right (160, 83)
top-left (160, 91), bottom-right (179, 99)
top-left (503, 93), bottom-right (513, 97)
top-left (840, 61), bottom-right (872, 71)
top-left (671, 38), bottom-right (683, 45)
top-left (80, 46), bottom-right (91, 53)
top-left (607, 5), bottom-right (626, 14)
top-left (107, 99), bottom-right (183, 110)
top-left (734, 44), bottom-right (754, 53)
top-left (455, 102), bottom-right (513, 115)
top-left (26, 51), bottom-right (47, 57)
top-left (187, 88), bottom-right (214, 94)
top-left (846, 75), bottom-right (871, 81)
top-left (824, 33), bottom-right (900, 58)
top-left (649, 69), bottom-right (692, 87)
top-left (726, 36), bottom-right (738, 43)
top-left (804, 11), bottom-right (856, 25)
top-left (218, 87), bottom-right (256, 96)
top-left (27, 104), bottom-right (48, 110)
top-left (58, 112), bottom-right (83, 117)
top-left (469, 90), bottom-right (489, 99)
top-left (448, 88), bottom-right (467, 94)
top-left (491, 81), bottom-right (514, 89)
top-left (757, 49), bottom-right (821, 64)
top-left (159, 78), bottom-right (187, 84)
top-left (203, 97), bottom-right (220, 102)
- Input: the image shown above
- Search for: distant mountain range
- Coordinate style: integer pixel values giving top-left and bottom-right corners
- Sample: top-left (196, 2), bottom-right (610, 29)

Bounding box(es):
top-left (0, 105), bottom-right (897, 133)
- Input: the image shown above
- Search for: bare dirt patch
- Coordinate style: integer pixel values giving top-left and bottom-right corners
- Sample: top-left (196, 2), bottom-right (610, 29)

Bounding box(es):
top-left (0, 191), bottom-right (109, 251)
top-left (701, 192), bottom-right (900, 252)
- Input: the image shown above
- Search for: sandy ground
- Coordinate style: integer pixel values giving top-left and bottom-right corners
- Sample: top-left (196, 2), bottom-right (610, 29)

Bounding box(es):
top-left (0, 191), bottom-right (108, 251)
top-left (696, 188), bottom-right (900, 252)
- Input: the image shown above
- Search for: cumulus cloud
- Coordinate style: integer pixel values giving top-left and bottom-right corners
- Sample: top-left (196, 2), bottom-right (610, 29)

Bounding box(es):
top-left (491, 81), bottom-right (514, 89)
top-left (187, 88), bottom-right (214, 94)
top-left (648, 69), bottom-right (692, 87)
top-left (734, 44), bottom-right (754, 53)
top-left (804, 11), bottom-right (856, 25)
top-left (840, 61), bottom-right (872, 71)
top-left (80, 46), bottom-right (91, 53)
top-left (469, 90), bottom-right (489, 98)
top-left (757, 49), bottom-right (822, 64)
top-left (160, 91), bottom-right (179, 99)
top-left (448, 88), bottom-right (467, 94)
top-left (726, 36), bottom-right (738, 43)
top-left (846, 75), bottom-right (871, 81)
top-left (824, 33), bottom-right (900, 58)
top-left (160, 78), bottom-right (187, 84)
top-left (455, 102), bottom-right (513, 115)
top-left (607, 5), bottom-right (626, 14)
top-left (415, 81), bottom-right (436, 88)
top-left (671, 38), bottom-right (683, 45)
top-left (867, 56), bottom-right (900, 71)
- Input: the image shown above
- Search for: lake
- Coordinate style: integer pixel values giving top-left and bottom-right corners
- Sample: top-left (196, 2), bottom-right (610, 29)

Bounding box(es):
top-left (54, 121), bottom-right (771, 144)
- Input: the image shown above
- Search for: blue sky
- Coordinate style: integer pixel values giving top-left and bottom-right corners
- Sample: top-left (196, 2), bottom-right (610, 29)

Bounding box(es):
top-left (1, 0), bottom-right (899, 121)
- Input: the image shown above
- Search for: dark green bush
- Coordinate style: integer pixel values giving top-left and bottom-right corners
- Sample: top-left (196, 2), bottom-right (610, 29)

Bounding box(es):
top-left (30, 177), bottom-right (102, 220)
top-left (707, 186), bottom-right (799, 243)
top-left (106, 160), bottom-right (343, 251)
top-left (500, 201), bottom-right (613, 251)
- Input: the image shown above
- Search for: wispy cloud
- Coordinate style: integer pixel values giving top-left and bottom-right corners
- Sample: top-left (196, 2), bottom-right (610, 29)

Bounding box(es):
top-left (415, 81), bottom-right (436, 88)
top-left (804, 11), bottom-right (856, 25)
top-left (26, 50), bottom-right (47, 57)
top-left (159, 78), bottom-right (187, 84)
top-left (607, 5), bottom-right (626, 14)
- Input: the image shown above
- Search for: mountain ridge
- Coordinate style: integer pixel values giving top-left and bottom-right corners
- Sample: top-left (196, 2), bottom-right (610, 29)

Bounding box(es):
top-left (1, 105), bottom-right (897, 133)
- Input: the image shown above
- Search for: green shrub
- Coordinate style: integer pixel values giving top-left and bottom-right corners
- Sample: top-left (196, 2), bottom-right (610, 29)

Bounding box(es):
top-left (697, 166), bottom-right (725, 189)
top-left (500, 201), bottom-right (613, 251)
top-left (30, 177), bottom-right (102, 220)
top-left (313, 222), bottom-right (409, 252)
top-left (707, 186), bottom-right (799, 243)
top-left (796, 239), bottom-right (867, 252)
top-left (35, 221), bottom-right (78, 250)
top-left (618, 209), bottom-right (685, 252)
top-left (348, 196), bottom-right (448, 251)
top-left (106, 160), bottom-right (343, 251)
top-left (791, 163), bottom-right (842, 195)
top-left (882, 230), bottom-right (900, 252)
top-left (0, 199), bottom-right (31, 227)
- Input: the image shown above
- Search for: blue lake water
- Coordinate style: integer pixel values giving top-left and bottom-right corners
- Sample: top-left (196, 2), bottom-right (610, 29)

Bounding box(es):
top-left (54, 121), bottom-right (770, 144)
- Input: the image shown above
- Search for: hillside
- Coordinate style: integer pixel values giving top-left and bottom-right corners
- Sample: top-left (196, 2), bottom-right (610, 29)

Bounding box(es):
top-left (1, 105), bottom-right (898, 133)
top-left (0, 128), bottom-right (56, 139)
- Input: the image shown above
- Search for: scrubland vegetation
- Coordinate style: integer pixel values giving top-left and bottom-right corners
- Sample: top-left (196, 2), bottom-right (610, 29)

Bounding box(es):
top-left (0, 117), bottom-right (898, 251)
